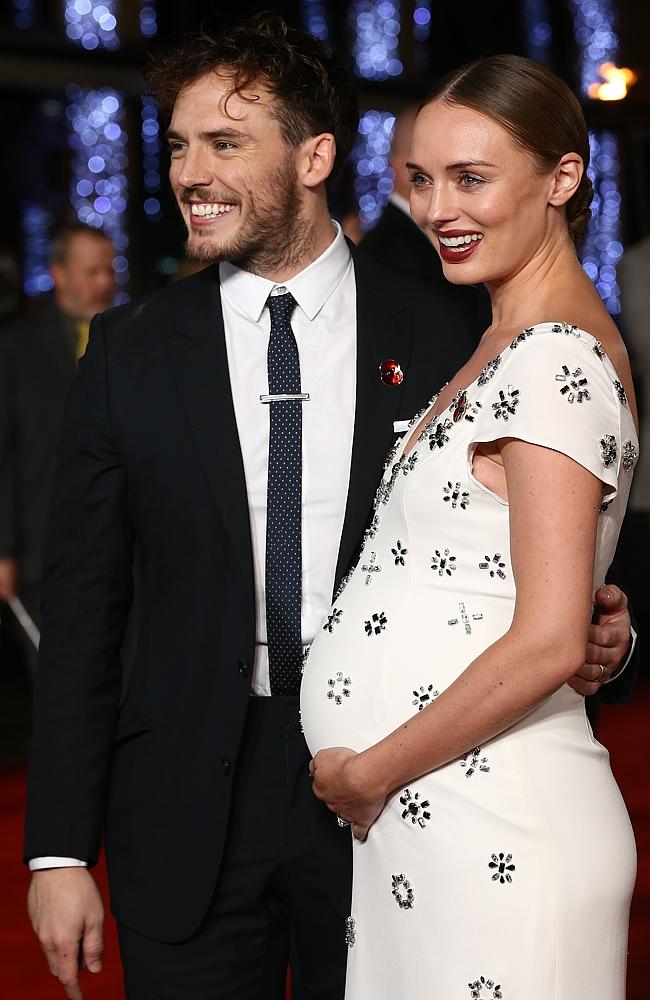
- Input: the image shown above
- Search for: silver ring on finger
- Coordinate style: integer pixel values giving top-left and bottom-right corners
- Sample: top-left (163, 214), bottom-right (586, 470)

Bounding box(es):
top-left (337, 815), bottom-right (351, 828)
top-left (599, 663), bottom-right (607, 681)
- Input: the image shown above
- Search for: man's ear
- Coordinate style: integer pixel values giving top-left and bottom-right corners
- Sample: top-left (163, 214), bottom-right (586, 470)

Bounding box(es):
top-left (548, 152), bottom-right (583, 207)
top-left (299, 133), bottom-right (337, 189)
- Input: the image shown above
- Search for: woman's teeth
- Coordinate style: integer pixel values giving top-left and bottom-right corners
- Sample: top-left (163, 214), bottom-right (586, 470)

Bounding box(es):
top-left (438, 233), bottom-right (483, 248)
top-left (191, 203), bottom-right (236, 217)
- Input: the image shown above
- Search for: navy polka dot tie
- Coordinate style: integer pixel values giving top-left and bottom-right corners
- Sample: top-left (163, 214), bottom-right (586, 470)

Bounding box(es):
top-left (265, 290), bottom-right (303, 695)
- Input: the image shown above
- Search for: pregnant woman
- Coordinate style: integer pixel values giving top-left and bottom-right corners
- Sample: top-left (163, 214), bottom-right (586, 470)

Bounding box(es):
top-left (301, 55), bottom-right (638, 999)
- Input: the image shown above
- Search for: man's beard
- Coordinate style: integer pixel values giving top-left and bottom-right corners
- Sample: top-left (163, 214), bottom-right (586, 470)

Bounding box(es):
top-left (181, 155), bottom-right (314, 275)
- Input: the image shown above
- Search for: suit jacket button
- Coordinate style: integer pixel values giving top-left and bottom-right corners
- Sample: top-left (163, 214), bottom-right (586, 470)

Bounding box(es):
top-left (238, 659), bottom-right (249, 677)
top-left (221, 757), bottom-right (232, 775)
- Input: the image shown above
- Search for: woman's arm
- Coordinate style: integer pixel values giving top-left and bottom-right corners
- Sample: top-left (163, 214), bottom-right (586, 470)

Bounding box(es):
top-left (311, 436), bottom-right (603, 836)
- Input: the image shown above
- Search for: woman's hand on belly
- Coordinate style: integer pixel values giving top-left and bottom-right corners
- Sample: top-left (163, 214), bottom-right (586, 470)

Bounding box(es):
top-left (309, 747), bottom-right (387, 841)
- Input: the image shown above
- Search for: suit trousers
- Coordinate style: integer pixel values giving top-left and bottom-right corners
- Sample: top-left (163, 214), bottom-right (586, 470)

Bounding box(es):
top-left (118, 696), bottom-right (352, 999)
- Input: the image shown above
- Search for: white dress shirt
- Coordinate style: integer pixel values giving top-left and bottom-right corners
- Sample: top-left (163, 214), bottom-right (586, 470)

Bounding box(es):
top-left (220, 221), bottom-right (356, 694)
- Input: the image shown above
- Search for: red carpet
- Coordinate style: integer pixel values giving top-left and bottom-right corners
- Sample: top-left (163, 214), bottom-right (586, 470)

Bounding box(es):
top-left (1, 689), bottom-right (648, 998)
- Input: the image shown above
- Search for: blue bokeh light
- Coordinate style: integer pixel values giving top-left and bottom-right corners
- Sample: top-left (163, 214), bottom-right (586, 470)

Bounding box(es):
top-left (22, 204), bottom-right (55, 297)
top-left (521, 0), bottom-right (553, 64)
top-left (352, 110), bottom-right (396, 229)
top-left (301, 1), bottom-right (329, 40)
top-left (12, 0), bottom-right (36, 29)
top-left (140, 1), bottom-right (157, 38)
top-left (67, 87), bottom-right (130, 302)
top-left (350, 2), bottom-right (402, 81)
top-left (64, 0), bottom-right (119, 50)
top-left (141, 95), bottom-right (162, 223)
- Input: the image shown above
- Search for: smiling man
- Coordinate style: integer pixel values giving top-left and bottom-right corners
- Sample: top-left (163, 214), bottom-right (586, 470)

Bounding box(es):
top-left (23, 15), bottom-right (636, 1000)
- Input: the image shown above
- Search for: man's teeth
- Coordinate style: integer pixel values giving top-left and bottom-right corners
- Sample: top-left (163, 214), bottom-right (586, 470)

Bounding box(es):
top-left (190, 203), bottom-right (236, 217)
top-left (439, 233), bottom-right (483, 248)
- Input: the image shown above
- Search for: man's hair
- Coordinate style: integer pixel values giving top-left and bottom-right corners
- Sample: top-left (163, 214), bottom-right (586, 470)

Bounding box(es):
top-left (146, 12), bottom-right (359, 180)
top-left (50, 223), bottom-right (112, 265)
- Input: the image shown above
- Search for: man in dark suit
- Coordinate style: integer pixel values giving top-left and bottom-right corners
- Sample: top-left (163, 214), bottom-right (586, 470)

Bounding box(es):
top-left (0, 225), bottom-right (115, 676)
top-left (24, 16), bottom-right (635, 1000)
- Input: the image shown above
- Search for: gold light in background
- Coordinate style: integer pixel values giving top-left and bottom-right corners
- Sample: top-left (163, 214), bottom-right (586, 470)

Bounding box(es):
top-left (588, 62), bottom-right (638, 101)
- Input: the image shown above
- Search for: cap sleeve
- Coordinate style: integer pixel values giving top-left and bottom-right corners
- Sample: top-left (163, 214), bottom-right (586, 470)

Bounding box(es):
top-left (472, 327), bottom-right (623, 498)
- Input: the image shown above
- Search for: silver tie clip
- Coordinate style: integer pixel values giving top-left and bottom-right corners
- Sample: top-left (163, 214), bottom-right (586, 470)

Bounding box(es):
top-left (259, 393), bottom-right (311, 403)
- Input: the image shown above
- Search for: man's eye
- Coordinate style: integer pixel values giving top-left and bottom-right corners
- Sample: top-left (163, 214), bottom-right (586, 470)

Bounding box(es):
top-left (215, 141), bottom-right (236, 151)
top-left (167, 142), bottom-right (184, 155)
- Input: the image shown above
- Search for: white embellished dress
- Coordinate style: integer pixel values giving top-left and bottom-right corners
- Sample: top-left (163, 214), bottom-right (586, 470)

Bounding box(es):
top-left (301, 324), bottom-right (637, 1000)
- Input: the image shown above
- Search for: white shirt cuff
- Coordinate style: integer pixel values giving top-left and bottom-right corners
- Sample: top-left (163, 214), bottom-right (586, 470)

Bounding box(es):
top-left (29, 857), bottom-right (88, 871)
top-left (605, 626), bottom-right (637, 682)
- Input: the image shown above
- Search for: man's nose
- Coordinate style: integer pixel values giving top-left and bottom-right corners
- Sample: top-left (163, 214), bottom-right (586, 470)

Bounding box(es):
top-left (174, 145), bottom-right (213, 189)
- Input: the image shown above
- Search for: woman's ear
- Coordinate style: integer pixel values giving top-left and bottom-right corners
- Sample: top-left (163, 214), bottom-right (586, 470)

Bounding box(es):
top-left (548, 152), bottom-right (583, 207)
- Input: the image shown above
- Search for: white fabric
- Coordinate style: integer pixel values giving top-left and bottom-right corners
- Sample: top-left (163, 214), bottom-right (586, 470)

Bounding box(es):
top-left (302, 324), bottom-right (637, 999)
top-left (29, 857), bottom-right (87, 870)
top-left (220, 222), bottom-right (356, 695)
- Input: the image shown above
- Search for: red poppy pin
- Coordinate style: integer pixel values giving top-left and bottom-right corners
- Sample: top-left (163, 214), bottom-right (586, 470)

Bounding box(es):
top-left (379, 359), bottom-right (404, 386)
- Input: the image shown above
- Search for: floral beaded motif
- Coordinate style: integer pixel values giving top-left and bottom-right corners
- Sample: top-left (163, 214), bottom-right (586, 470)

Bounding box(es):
top-left (327, 672), bottom-right (351, 704)
top-left (412, 684), bottom-right (440, 711)
top-left (364, 612), bottom-right (388, 636)
top-left (477, 355), bottom-right (502, 385)
top-left (460, 747), bottom-right (490, 777)
top-left (600, 435), bottom-right (618, 468)
top-left (622, 440), bottom-right (637, 472)
top-left (613, 380), bottom-right (627, 405)
top-left (555, 365), bottom-right (591, 403)
top-left (442, 481), bottom-right (470, 510)
top-left (400, 788), bottom-right (431, 828)
top-left (488, 852), bottom-right (516, 884)
top-left (468, 977), bottom-right (503, 999)
top-left (492, 385), bottom-right (520, 421)
top-left (431, 548), bottom-right (457, 577)
top-left (323, 609), bottom-right (343, 633)
top-left (391, 874), bottom-right (415, 910)
top-left (479, 554), bottom-right (506, 580)
top-left (391, 540), bottom-right (408, 565)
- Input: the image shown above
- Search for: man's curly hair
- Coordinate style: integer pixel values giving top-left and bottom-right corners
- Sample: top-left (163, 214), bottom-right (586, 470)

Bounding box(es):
top-left (146, 12), bottom-right (359, 180)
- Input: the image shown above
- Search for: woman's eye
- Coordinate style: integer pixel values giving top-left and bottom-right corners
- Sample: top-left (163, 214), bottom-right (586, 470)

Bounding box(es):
top-left (409, 173), bottom-right (429, 189)
top-left (459, 172), bottom-right (483, 187)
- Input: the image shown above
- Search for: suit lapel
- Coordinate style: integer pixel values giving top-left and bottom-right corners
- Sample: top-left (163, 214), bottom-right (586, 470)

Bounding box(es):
top-left (165, 268), bottom-right (253, 581)
top-left (334, 245), bottom-right (414, 587)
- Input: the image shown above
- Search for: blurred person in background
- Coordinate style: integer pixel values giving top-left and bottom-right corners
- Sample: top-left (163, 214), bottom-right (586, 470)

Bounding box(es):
top-left (0, 223), bottom-right (115, 678)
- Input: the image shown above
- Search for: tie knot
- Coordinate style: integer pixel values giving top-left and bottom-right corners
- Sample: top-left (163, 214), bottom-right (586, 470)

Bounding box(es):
top-left (267, 290), bottom-right (297, 323)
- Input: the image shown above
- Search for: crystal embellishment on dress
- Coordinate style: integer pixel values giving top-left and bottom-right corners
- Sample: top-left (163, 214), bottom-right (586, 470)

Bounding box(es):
top-left (593, 340), bottom-right (606, 359)
top-left (600, 435), bottom-right (618, 468)
top-left (492, 385), bottom-right (520, 421)
top-left (488, 853), bottom-right (516, 884)
top-left (428, 418), bottom-right (454, 450)
top-left (391, 874), bottom-right (415, 910)
top-left (477, 355), bottom-right (502, 385)
top-left (552, 321), bottom-right (580, 338)
top-left (450, 389), bottom-right (469, 422)
top-left (327, 671), bottom-right (351, 704)
top-left (468, 976), bottom-right (503, 999)
top-left (361, 551), bottom-right (382, 585)
top-left (364, 612), bottom-right (388, 636)
top-left (555, 365), bottom-right (591, 403)
top-left (464, 401), bottom-right (483, 422)
top-left (391, 540), bottom-right (408, 565)
top-left (613, 380), bottom-right (628, 405)
top-left (479, 554), bottom-right (506, 580)
top-left (345, 916), bottom-right (356, 947)
top-left (431, 548), bottom-right (457, 576)
top-left (442, 481), bottom-right (470, 510)
top-left (400, 788), bottom-right (431, 828)
top-left (599, 496), bottom-right (615, 513)
top-left (622, 440), bottom-right (637, 472)
top-left (448, 602), bottom-right (484, 636)
top-left (412, 684), bottom-right (439, 710)
top-left (323, 609), bottom-right (343, 633)
top-left (509, 327), bottom-right (534, 349)
top-left (460, 747), bottom-right (490, 777)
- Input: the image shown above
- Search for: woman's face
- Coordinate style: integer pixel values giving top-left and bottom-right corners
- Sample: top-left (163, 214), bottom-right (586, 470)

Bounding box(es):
top-left (408, 100), bottom-right (558, 287)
